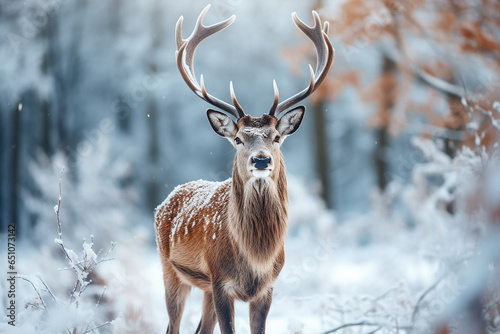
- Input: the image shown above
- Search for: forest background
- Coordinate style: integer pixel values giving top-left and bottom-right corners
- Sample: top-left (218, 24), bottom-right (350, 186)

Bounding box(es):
top-left (1, 0), bottom-right (500, 333)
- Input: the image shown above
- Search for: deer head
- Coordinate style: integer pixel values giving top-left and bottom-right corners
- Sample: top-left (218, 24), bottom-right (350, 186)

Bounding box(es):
top-left (175, 5), bottom-right (334, 183)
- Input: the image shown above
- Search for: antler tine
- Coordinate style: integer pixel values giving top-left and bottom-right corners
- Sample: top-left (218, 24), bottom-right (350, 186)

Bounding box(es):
top-left (175, 5), bottom-right (244, 118)
top-left (175, 16), bottom-right (185, 50)
top-left (323, 21), bottom-right (330, 35)
top-left (230, 81), bottom-right (245, 118)
top-left (271, 10), bottom-right (335, 117)
top-left (268, 80), bottom-right (280, 115)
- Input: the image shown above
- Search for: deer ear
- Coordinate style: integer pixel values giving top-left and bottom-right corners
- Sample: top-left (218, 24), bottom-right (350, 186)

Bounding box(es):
top-left (277, 106), bottom-right (305, 136)
top-left (207, 109), bottom-right (237, 138)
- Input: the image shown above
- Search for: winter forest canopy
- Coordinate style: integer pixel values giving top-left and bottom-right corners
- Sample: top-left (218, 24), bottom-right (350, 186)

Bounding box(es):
top-left (1, 0), bottom-right (500, 333)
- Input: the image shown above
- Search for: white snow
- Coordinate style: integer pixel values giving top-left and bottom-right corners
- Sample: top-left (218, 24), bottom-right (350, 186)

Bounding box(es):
top-left (242, 127), bottom-right (270, 138)
top-left (493, 101), bottom-right (500, 112)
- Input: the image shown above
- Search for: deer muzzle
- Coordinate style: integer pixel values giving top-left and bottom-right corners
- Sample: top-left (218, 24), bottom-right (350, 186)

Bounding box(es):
top-left (251, 157), bottom-right (271, 169)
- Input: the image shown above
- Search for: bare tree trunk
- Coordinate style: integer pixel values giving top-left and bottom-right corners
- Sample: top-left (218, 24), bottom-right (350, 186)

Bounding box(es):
top-left (375, 125), bottom-right (388, 191)
top-left (146, 101), bottom-right (160, 210)
top-left (442, 93), bottom-right (464, 214)
top-left (40, 17), bottom-right (53, 157)
top-left (443, 94), bottom-right (464, 159)
top-left (40, 99), bottom-right (52, 155)
top-left (374, 55), bottom-right (395, 192)
top-left (312, 99), bottom-right (332, 207)
top-left (9, 100), bottom-right (21, 237)
top-left (312, 0), bottom-right (333, 208)
top-left (145, 2), bottom-right (166, 210)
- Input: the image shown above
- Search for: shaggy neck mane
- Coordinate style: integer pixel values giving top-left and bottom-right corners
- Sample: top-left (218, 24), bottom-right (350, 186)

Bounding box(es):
top-left (229, 156), bottom-right (289, 264)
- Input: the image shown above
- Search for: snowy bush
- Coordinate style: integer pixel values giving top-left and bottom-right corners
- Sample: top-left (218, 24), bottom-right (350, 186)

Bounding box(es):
top-left (2, 171), bottom-right (116, 333)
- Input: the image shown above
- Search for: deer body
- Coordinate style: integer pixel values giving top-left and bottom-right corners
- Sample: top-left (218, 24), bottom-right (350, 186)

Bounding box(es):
top-left (155, 168), bottom-right (287, 299)
top-left (155, 5), bottom-right (334, 334)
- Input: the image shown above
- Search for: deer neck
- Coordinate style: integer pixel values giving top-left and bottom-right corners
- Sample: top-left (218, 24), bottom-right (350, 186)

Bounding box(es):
top-left (229, 156), bottom-right (289, 267)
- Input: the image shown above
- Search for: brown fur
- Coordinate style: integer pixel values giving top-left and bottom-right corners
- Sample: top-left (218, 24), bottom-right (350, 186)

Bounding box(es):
top-left (237, 114), bottom-right (278, 128)
top-left (229, 156), bottom-right (288, 266)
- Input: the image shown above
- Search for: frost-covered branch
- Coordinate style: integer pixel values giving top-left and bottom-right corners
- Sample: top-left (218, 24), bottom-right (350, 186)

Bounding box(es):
top-left (36, 274), bottom-right (58, 304)
top-left (18, 168), bottom-right (117, 333)
top-left (322, 321), bottom-right (384, 334)
top-left (84, 321), bottom-right (113, 333)
top-left (18, 275), bottom-right (47, 310)
top-left (476, 103), bottom-right (500, 132)
top-left (56, 168), bottom-right (64, 238)
top-left (389, 51), bottom-right (465, 99)
top-left (410, 273), bottom-right (447, 330)
top-left (413, 66), bottom-right (464, 98)
top-left (461, 96), bottom-right (483, 150)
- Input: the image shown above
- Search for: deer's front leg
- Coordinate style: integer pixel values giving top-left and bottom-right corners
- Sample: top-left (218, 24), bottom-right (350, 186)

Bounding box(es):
top-left (249, 288), bottom-right (273, 334)
top-left (163, 266), bottom-right (191, 334)
top-left (212, 281), bottom-right (235, 334)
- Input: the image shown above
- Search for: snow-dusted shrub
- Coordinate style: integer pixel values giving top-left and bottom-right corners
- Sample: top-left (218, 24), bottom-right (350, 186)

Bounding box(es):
top-left (2, 171), bottom-right (116, 334)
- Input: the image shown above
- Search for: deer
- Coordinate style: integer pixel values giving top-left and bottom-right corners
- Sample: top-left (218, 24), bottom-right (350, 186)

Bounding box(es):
top-left (155, 5), bottom-right (334, 334)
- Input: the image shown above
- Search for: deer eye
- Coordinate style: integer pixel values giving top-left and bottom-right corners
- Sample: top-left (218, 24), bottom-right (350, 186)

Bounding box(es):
top-left (274, 136), bottom-right (281, 143)
top-left (235, 137), bottom-right (243, 145)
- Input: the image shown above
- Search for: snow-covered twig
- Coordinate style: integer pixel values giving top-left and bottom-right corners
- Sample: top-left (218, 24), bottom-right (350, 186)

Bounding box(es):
top-left (53, 169), bottom-right (75, 265)
top-left (19, 168), bottom-right (117, 333)
top-left (56, 167), bottom-right (64, 238)
top-left (414, 67), bottom-right (464, 98)
top-left (410, 273), bottom-right (447, 330)
top-left (387, 50), bottom-right (464, 99)
top-left (18, 275), bottom-right (47, 310)
top-left (476, 104), bottom-right (500, 132)
top-left (461, 95), bottom-right (482, 151)
top-left (36, 274), bottom-right (57, 304)
top-left (52, 170), bottom-right (114, 310)
top-left (95, 286), bottom-right (107, 309)
top-left (97, 241), bottom-right (117, 264)
top-left (361, 288), bottom-right (398, 318)
top-left (69, 279), bottom-right (80, 305)
top-left (83, 321), bottom-right (112, 333)
top-left (321, 321), bottom-right (383, 334)
top-left (405, 122), bottom-right (466, 140)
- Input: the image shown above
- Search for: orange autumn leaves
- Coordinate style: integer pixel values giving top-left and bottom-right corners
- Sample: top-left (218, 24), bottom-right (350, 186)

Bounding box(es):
top-left (281, 0), bottom-right (500, 149)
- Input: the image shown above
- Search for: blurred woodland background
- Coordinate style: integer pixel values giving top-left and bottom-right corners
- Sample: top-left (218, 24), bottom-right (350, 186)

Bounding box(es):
top-left (1, 0), bottom-right (500, 333)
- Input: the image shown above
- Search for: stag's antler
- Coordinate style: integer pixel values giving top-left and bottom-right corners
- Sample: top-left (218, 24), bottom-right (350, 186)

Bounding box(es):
top-left (175, 7), bottom-right (334, 119)
top-left (175, 5), bottom-right (245, 118)
top-left (268, 11), bottom-right (335, 117)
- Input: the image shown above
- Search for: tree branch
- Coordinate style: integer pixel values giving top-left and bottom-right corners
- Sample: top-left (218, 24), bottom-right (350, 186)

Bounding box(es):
top-left (18, 275), bottom-right (47, 310)
top-left (411, 273), bottom-right (447, 328)
top-left (412, 66), bottom-right (464, 98)
top-left (322, 321), bottom-right (383, 334)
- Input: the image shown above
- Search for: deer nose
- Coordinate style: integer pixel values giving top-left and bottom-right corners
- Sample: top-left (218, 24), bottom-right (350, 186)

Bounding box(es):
top-left (251, 156), bottom-right (271, 169)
